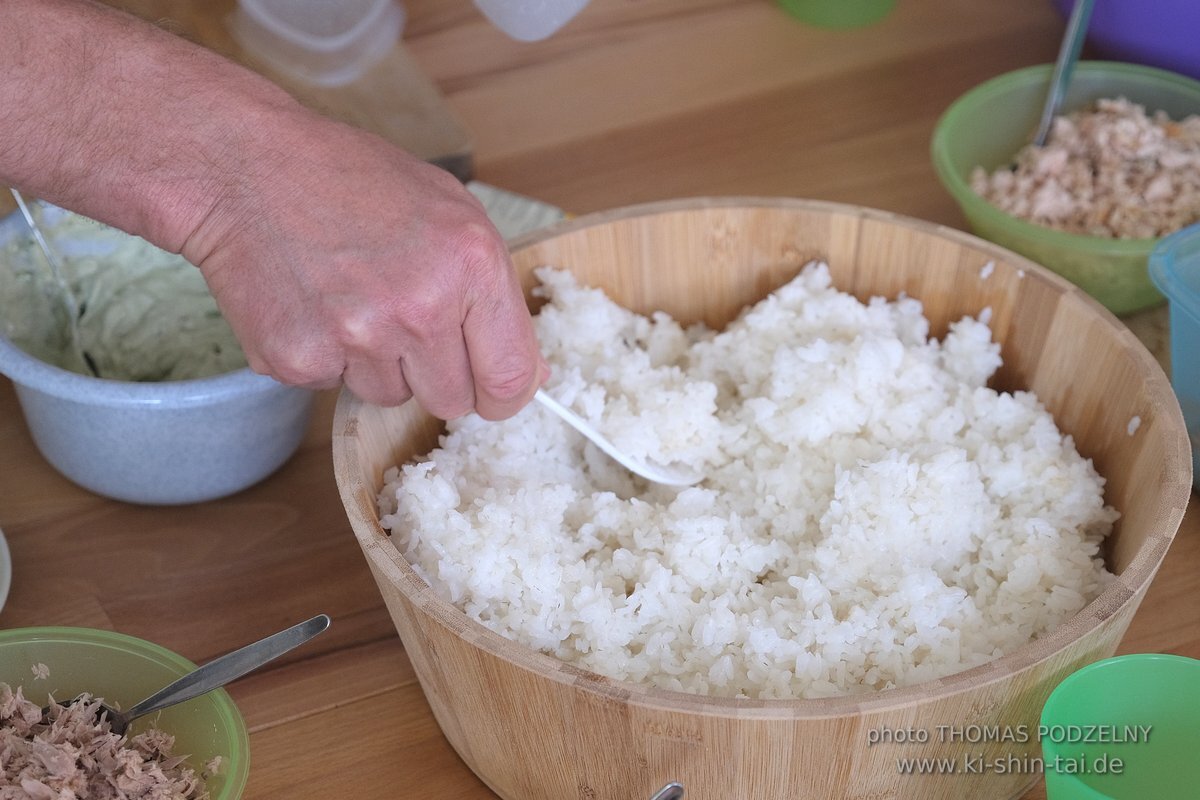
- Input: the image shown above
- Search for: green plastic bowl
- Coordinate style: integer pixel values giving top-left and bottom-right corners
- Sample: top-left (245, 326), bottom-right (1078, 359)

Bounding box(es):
top-left (776, 0), bottom-right (896, 29)
top-left (1040, 653), bottom-right (1200, 799)
top-left (931, 61), bottom-right (1200, 316)
top-left (0, 627), bottom-right (250, 799)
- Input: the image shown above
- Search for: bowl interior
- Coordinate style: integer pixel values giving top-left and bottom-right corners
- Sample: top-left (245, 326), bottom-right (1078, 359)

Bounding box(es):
top-left (510, 200), bottom-right (1190, 592)
top-left (0, 628), bottom-right (250, 799)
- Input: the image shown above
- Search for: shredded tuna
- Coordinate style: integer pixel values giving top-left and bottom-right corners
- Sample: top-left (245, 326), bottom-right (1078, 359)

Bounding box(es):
top-left (971, 97), bottom-right (1200, 239)
top-left (0, 683), bottom-right (214, 799)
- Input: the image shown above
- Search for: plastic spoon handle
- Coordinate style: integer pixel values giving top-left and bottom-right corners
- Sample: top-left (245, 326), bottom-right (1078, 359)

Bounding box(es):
top-left (534, 389), bottom-right (703, 487)
top-left (1032, 0), bottom-right (1095, 146)
top-left (119, 614), bottom-right (330, 726)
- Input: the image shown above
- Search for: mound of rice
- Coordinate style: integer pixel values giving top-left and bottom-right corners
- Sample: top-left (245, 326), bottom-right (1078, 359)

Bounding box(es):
top-left (378, 262), bottom-right (1117, 700)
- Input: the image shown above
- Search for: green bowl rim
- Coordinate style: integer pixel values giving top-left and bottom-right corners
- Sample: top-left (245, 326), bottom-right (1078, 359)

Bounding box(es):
top-left (0, 625), bottom-right (251, 799)
top-left (931, 60), bottom-right (1200, 254)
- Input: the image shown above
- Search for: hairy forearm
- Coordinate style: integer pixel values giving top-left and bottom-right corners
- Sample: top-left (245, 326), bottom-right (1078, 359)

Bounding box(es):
top-left (1, 0), bottom-right (545, 418)
top-left (0, 0), bottom-right (307, 251)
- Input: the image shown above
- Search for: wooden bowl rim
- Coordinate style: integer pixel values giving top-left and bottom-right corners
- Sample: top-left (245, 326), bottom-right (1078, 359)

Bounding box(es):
top-left (335, 196), bottom-right (1192, 719)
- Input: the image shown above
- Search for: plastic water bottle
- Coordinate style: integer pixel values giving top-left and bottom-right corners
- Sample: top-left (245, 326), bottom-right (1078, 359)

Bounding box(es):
top-left (473, 0), bottom-right (590, 41)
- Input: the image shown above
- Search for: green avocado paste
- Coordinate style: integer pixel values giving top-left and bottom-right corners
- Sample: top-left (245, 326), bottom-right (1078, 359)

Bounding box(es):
top-left (1, 208), bottom-right (246, 382)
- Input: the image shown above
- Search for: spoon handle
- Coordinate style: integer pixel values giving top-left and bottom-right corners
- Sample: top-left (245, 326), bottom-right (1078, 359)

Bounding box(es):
top-left (533, 389), bottom-right (702, 486)
top-left (534, 389), bottom-right (627, 466)
top-left (123, 614), bottom-right (331, 723)
top-left (648, 783), bottom-right (685, 800)
top-left (9, 189), bottom-right (96, 376)
top-left (1032, 0), bottom-right (1095, 146)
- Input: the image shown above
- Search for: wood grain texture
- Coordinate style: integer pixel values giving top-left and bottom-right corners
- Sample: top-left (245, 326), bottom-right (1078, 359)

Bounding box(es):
top-left (334, 199), bottom-right (1192, 800)
top-left (1, 2), bottom-right (1197, 799)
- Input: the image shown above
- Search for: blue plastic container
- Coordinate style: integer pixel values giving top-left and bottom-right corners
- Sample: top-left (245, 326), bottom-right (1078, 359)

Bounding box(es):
top-left (1149, 223), bottom-right (1200, 490)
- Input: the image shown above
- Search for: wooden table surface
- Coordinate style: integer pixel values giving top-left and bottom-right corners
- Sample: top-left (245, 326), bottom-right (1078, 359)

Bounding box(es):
top-left (1, 1), bottom-right (1196, 798)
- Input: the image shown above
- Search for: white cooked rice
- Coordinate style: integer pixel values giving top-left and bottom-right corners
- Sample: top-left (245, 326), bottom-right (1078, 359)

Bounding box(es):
top-left (378, 262), bottom-right (1117, 700)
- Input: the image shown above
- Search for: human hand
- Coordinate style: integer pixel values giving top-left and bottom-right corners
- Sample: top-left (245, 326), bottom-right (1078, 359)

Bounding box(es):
top-left (180, 113), bottom-right (546, 420)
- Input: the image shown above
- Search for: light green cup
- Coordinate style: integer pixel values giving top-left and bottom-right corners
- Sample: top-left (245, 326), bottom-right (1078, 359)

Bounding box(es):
top-left (777, 0), bottom-right (896, 28)
top-left (0, 627), bottom-right (251, 799)
top-left (1040, 653), bottom-right (1200, 799)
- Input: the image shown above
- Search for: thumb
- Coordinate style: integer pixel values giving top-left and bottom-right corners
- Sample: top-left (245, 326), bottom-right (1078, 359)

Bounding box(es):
top-left (463, 282), bottom-right (545, 421)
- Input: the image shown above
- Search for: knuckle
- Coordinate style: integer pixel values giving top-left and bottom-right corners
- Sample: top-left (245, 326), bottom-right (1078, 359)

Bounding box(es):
top-left (270, 357), bottom-right (315, 387)
top-left (451, 222), bottom-right (510, 287)
top-left (395, 291), bottom-right (445, 341)
top-left (258, 339), bottom-right (337, 387)
top-left (336, 308), bottom-right (385, 351)
top-left (366, 270), bottom-right (458, 347)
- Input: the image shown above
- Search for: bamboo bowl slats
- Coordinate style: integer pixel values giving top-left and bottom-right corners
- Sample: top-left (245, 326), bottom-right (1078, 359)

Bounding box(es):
top-left (333, 198), bottom-right (1192, 800)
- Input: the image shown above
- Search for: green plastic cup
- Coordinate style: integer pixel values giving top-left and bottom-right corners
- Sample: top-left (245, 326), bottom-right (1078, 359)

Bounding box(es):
top-left (0, 627), bottom-right (251, 799)
top-left (1040, 653), bottom-right (1200, 799)
top-left (777, 0), bottom-right (896, 29)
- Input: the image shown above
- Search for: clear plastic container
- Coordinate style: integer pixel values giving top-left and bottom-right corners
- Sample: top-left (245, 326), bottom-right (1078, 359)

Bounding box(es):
top-left (230, 0), bottom-right (406, 87)
top-left (473, 0), bottom-right (590, 41)
top-left (1149, 222), bottom-right (1200, 490)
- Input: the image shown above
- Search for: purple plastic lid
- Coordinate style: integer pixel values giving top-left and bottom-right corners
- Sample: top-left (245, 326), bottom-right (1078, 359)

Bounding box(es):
top-left (1050, 0), bottom-right (1200, 81)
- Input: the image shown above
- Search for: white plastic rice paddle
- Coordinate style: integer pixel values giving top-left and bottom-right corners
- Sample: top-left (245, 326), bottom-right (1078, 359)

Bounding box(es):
top-left (534, 389), bottom-right (703, 487)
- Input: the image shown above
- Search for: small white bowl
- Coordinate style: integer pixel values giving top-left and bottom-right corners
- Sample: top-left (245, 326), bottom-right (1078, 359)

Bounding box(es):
top-left (0, 338), bottom-right (314, 504)
top-left (0, 208), bottom-right (314, 505)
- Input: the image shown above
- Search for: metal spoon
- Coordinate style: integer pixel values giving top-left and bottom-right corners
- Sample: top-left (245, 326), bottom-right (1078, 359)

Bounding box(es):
top-left (649, 782), bottom-right (685, 800)
top-left (1031, 0), bottom-right (1096, 146)
top-left (44, 614), bottom-right (330, 735)
top-left (8, 188), bottom-right (98, 376)
top-left (534, 389), bottom-right (703, 486)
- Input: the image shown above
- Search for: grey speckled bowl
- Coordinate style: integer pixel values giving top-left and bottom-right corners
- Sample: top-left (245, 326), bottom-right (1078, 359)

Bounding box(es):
top-left (0, 335), bottom-right (315, 505)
